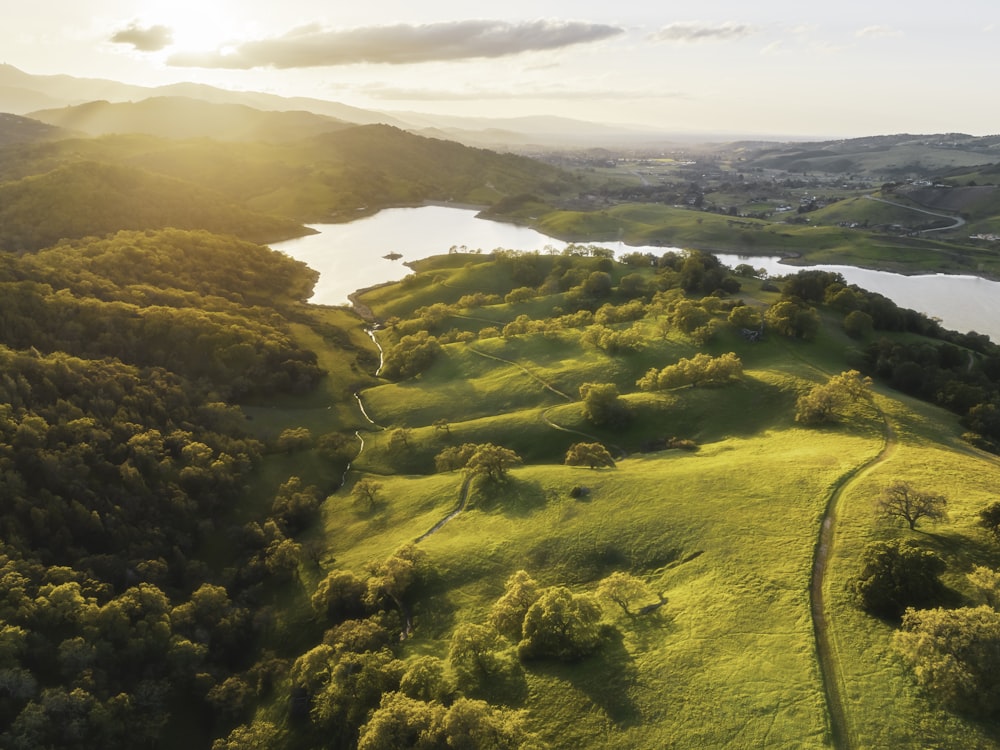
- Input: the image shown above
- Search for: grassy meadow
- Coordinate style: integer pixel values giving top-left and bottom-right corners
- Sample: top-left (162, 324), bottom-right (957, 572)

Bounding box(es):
top-left (514, 198), bottom-right (1000, 278)
top-left (262, 250), bottom-right (1000, 748)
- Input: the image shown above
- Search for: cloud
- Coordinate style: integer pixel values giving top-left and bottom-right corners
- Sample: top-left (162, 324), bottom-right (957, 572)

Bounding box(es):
top-left (167, 19), bottom-right (623, 69)
top-left (110, 23), bottom-right (174, 52)
top-left (650, 21), bottom-right (756, 43)
top-left (855, 25), bottom-right (902, 39)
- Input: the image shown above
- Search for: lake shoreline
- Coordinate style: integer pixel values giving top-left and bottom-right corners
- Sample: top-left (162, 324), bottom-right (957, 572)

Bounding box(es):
top-left (272, 206), bottom-right (1000, 341)
top-left (297, 200), bottom-right (998, 282)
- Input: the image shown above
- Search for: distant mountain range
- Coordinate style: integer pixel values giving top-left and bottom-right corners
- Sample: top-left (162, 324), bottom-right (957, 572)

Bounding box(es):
top-left (0, 64), bottom-right (736, 149)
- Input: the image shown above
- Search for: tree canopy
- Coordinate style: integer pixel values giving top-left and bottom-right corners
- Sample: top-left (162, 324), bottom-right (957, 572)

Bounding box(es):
top-left (875, 480), bottom-right (949, 530)
top-left (463, 444), bottom-right (523, 483)
top-left (564, 442), bottom-right (616, 469)
top-left (853, 540), bottom-right (946, 617)
top-left (894, 606), bottom-right (1000, 717)
top-left (795, 370), bottom-right (873, 424)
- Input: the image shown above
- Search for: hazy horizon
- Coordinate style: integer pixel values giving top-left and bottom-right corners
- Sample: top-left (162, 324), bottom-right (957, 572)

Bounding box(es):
top-left (5, 1), bottom-right (1000, 139)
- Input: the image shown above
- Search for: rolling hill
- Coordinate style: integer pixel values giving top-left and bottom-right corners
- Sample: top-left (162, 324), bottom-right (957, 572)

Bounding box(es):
top-left (0, 160), bottom-right (309, 250)
top-left (26, 96), bottom-right (353, 142)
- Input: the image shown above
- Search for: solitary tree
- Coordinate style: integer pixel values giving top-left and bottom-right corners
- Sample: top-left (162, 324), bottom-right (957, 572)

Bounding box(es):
top-left (352, 477), bottom-right (383, 511)
top-left (564, 442), bottom-right (616, 469)
top-left (876, 480), bottom-right (948, 530)
top-left (597, 572), bottom-right (658, 616)
top-left (518, 586), bottom-right (604, 662)
top-left (388, 428), bottom-right (412, 452)
top-left (579, 382), bottom-right (630, 428)
top-left (276, 427), bottom-right (313, 453)
top-left (464, 443), bottom-right (522, 483)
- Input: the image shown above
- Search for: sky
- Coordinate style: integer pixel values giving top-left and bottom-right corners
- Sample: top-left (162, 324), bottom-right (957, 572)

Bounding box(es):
top-left (6, 0), bottom-right (1000, 138)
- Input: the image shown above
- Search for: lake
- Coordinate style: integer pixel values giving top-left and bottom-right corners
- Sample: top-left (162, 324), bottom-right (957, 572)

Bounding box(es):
top-left (272, 205), bottom-right (1000, 342)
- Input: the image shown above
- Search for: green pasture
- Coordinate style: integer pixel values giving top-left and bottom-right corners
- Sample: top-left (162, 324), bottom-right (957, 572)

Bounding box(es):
top-left (516, 201), bottom-right (1000, 278)
top-left (324, 421), bottom-right (883, 747)
top-left (823, 391), bottom-right (1000, 748)
top-left (276, 248), bottom-right (1000, 747)
top-left (807, 197), bottom-right (929, 228)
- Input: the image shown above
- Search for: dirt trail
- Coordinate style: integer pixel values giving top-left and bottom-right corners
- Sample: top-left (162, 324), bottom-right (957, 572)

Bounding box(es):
top-left (466, 345), bottom-right (574, 401)
top-left (810, 405), bottom-right (896, 750)
top-left (414, 475), bottom-right (473, 542)
top-left (467, 345), bottom-right (626, 457)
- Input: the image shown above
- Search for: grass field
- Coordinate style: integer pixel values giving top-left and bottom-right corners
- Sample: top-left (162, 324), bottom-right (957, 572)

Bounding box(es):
top-left (516, 200), bottom-right (1000, 278)
top-left (260, 252), bottom-right (1000, 748)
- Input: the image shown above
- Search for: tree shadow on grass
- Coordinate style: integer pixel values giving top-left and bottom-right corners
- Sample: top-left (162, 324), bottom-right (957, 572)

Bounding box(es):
top-left (621, 607), bottom-right (677, 652)
top-left (469, 477), bottom-right (549, 517)
top-left (527, 627), bottom-right (641, 727)
top-left (917, 528), bottom-right (1000, 571)
top-left (460, 654), bottom-right (530, 707)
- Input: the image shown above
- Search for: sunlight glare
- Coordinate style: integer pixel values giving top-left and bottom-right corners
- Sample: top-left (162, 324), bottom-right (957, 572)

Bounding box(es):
top-left (143, 0), bottom-right (243, 53)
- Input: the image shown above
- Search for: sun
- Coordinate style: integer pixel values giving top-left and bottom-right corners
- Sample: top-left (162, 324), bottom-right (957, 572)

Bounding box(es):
top-left (142, 0), bottom-right (243, 54)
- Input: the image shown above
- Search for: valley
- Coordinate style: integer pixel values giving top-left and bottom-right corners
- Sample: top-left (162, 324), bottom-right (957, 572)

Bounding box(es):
top-left (2, 79), bottom-right (1000, 748)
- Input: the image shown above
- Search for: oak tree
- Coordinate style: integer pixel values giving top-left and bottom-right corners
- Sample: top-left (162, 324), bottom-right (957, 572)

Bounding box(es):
top-left (875, 480), bottom-right (948, 530)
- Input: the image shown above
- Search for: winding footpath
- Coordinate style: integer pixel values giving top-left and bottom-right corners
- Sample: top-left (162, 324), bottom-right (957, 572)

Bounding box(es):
top-left (465, 345), bottom-right (575, 401)
top-left (414, 475), bottom-right (473, 543)
top-left (412, 344), bottom-right (629, 543)
top-left (466, 345), bottom-right (627, 457)
top-left (810, 403), bottom-right (897, 750)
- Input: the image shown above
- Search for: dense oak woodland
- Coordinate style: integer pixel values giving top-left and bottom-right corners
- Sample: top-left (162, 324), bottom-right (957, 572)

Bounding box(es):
top-left (0, 225), bottom-right (343, 747)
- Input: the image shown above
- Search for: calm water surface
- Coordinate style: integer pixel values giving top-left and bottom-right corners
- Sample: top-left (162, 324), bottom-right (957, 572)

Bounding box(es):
top-left (272, 206), bottom-right (1000, 342)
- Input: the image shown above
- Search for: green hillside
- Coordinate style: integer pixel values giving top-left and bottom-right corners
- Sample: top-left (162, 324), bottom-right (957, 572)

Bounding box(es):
top-left (4, 223), bottom-right (1000, 748)
top-left (3, 116), bottom-right (1000, 748)
top-left (310, 250), bottom-right (1000, 749)
top-left (0, 160), bottom-right (308, 250)
top-left (0, 121), bottom-right (576, 225)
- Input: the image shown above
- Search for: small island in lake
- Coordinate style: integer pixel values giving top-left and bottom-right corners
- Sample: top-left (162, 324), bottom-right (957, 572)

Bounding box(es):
top-left (383, 251), bottom-right (403, 261)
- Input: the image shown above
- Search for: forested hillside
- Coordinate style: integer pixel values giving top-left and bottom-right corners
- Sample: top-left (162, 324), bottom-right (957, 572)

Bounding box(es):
top-left (0, 118), bottom-right (576, 228)
top-left (0, 224), bottom-right (384, 747)
top-left (0, 162), bottom-right (307, 251)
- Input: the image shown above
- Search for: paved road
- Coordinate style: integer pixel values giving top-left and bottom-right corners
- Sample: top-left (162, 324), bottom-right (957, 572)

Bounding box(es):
top-left (863, 194), bottom-right (966, 233)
